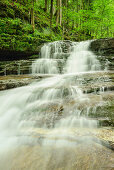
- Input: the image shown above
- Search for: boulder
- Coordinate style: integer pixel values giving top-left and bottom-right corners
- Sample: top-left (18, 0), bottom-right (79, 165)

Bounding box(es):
top-left (90, 38), bottom-right (114, 56)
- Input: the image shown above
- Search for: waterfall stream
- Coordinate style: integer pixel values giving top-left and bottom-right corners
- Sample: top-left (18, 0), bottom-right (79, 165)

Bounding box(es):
top-left (0, 41), bottom-right (113, 170)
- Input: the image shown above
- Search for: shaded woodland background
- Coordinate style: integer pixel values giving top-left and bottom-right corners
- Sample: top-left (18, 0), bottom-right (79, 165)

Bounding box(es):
top-left (0, 0), bottom-right (113, 52)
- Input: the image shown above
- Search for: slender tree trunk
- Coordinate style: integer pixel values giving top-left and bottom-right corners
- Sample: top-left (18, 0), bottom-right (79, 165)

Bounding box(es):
top-left (31, 1), bottom-right (35, 32)
top-left (81, 0), bottom-right (84, 9)
top-left (50, 0), bottom-right (54, 28)
top-left (59, 0), bottom-right (62, 26)
top-left (56, 0), bottom-right (62, 26)
top-left (45, 0), bottom-right (47, 12)
top-left (86, 0), bottom-right (89, 10)
top-left (65, 0), bottom-right (68, 7)
top-left (63, 0), bottom-right (67, 7)
top-left (56, 0), bottom-right (60, 26)
top-left (62, 0), bottom-right (67, 39)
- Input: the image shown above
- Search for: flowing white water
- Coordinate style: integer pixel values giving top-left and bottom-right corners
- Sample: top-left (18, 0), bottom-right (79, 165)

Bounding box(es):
top-left (32, 41), bottom-right (101, 74)
top-left (32, 58), bottom-right (59, 74)
top-left (65, 41), bottom-right (101, 73)
top-left (32, 42), bottom-right (60, 74)
top-left (0, 40), bottom-right (111, 170)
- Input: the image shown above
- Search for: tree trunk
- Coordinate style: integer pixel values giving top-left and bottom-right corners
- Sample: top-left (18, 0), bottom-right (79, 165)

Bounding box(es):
top-left (63, 0), bottom-right (68, 7)
top-left (59, 0), bottom-right (62, 26)
top-left (65, 0), bottom-right (68, 7)
top-left (30, 1), bottom-right (35, 32)
top-left (56, 0), bottom-right (60, 26)
top-left (81, 0), bottom-right (84, 9)
top-left (45, 0), bottom-right (47, 12)
top-left (56, 0), bottom-right (62, 26)
top-left (50, 0), bottom-right (54, 28)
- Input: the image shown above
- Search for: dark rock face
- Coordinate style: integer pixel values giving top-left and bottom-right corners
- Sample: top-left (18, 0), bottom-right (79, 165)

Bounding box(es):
top-left (90, 38), bottom-right (114, 56)
top-left (89, 38), bottom-right (114, 71)
top-left (0, 49), bottom-right (40, 61)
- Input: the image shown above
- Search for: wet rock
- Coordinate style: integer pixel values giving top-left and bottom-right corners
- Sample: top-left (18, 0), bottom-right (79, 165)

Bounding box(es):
top-left (97, 55), bottom-right (114, 71)
top-left (0, 78), bottom-right (33, 90)
top-left (49, 40), bottom-right (72, 54)
top-left (90, 38), bottom-right (114, 56)
top-left (88, 92), bottom-right (114, 127)
top-left (90, 38), bottom-right (114, 70)
top-left (0, 59), bottom-right (35, 75)
top-left (0, 74), bottom-right (55, 91)
top-left (0, 72), bottom-right (114, 127)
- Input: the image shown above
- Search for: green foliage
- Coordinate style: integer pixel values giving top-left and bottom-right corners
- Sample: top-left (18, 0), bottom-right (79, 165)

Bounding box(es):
top-left (62, 0), bottom-right (113, 40)
top-left (0, 0), bottom-right (113, 53)
top-left (0, 16), bottom-right (59, 51)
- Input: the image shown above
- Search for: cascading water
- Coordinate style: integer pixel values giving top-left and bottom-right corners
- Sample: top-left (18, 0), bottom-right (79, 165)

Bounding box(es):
top-left (32, 58), bottom-right (59, 74)
top-left (64, 41), bottom-right (101, 73)
top-left (32, 41), bottom-right (101, 74)
top-left (32, 41), bottom-right (71, 74)
top-left (32, 42), bottom-right (61, 74)
top-left (0, 41), bottom-right (112, 170)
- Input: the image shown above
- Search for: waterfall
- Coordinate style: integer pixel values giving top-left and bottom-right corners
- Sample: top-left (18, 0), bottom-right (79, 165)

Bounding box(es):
top-left (32, 41), bottom-right (101, 74)
top-left (32, 42), bottom-right (59, 74)
top-left (64, 41), bottom-right (101, 73)
top-left (0, 40), bottom-right (110, 170)
top-left (32, 41), bottom-right (71, 74)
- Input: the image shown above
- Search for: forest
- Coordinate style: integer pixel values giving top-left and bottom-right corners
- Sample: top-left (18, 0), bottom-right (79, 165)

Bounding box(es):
top-left (0, 1), bottom-right (114, 169)
top-left (0, 0), bottom-right (114, 52)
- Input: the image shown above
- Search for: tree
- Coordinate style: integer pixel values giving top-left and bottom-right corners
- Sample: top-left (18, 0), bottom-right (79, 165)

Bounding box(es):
top-left (56, 0), bottom-right (62, 26)
top-left (27, 0), bottom-right (37, 32)
top-left (30, 0), bottom-right (35, 31)
top-left (63, 0), bottom-right (68, 7)
top-left (50, 0), bottom-right (54, 28)
top-left (45, 0), bottom-right (48, 12)
top-left (60, 0), bottom-right (62, 26)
